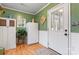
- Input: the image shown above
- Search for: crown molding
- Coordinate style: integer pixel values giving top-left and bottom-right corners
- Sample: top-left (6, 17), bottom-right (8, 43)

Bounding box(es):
top-left (34, 3), bottom-right (50, 15)
top-left (1, 4), bottom-right (35, 15)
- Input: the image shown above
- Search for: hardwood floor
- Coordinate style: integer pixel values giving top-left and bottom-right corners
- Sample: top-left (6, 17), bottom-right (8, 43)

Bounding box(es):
top-left (4, 43), bottom-right (44, 55)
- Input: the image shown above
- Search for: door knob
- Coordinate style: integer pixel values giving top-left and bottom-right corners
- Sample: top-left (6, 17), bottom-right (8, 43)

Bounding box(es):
top-left (64, 33), bottom-right (67, 36)
top-left (65, 29), bottom-right (67, 32)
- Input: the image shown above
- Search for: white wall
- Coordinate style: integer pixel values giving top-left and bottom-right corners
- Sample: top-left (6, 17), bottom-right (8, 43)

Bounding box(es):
top-left (71, 33), bottom-right (79, 55)
top-left (39, 31), bottom-right (48, 47)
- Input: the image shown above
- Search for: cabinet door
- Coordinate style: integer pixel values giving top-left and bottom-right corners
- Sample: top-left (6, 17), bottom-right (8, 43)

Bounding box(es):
top-left (7, 27), bottom-right (16, 49)
top-left (32, 23), bottom-right (38, 43)
top-left (0, 19), bottom-right (7, 49)
top-left (2, 27), bottom-right (8, 49)
top-left (27, 23), bottom-right (38, 44)
top-left (7, 20), bottom-right (16, 49)
top-left (0, 27), bottom-right (3, 48)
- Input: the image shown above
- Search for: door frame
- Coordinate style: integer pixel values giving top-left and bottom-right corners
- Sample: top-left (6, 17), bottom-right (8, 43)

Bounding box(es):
top-left (47, 3), bottom-right (71, 55)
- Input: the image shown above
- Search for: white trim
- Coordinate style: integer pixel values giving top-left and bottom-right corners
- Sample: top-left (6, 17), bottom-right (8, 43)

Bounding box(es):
top-left (0, 17), bottom-right (15, 20)
top-left (34, 3), bottom-right (50, 15)
top-left (68, 3), bottom-right (71, 55)
top-left (1, 5), bottom-right (35, 15)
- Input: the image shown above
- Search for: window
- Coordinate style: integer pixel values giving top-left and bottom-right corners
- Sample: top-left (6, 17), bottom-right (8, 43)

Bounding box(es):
top-left (51, 8), bottom-right (64, 31)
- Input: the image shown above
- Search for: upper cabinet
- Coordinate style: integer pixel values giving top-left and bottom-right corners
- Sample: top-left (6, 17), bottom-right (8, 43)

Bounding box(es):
top-left (0, 17), bottom-right (16, 27)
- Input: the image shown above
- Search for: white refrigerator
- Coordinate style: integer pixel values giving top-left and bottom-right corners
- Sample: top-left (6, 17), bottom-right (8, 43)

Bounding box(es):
top-left (26, 22), bottom-right (38, 44)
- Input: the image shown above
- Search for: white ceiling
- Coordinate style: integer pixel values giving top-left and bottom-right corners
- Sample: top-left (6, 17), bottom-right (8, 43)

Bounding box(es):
top-left (1, 3), bottom-right (48, 15)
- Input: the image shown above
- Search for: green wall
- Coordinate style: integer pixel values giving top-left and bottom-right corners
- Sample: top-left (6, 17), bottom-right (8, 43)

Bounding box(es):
top-left (0, 8), bottom-right (34, 22)
top-left (34, 3), bottom-right (58, 30)
top-left (0, 3), bottom-right (58, 31)
top-left (71, 3), bottom-right (79, 32)
top-left (1, 3), bottom-right (79, 32)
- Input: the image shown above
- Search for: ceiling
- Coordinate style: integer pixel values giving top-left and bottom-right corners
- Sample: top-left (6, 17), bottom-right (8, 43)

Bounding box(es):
top-left (1, 3), bottom-right (48, 15)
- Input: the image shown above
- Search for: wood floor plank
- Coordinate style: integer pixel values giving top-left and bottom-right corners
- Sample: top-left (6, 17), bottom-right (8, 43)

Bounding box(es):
top-left (4, 43), bottom-right (44, 55)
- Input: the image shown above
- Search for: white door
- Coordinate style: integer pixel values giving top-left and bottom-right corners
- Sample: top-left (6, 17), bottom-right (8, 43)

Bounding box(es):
top-left (48, 4), bottom-right (69, 55)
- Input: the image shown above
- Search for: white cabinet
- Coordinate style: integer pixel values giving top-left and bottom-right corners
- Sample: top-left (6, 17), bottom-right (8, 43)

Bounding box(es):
top-left (26, 22), bottom-right (38, 44)
top-left (0, 17), bottom-right (16, 50)
top-left (0, 27), bottom-right (3, 48)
